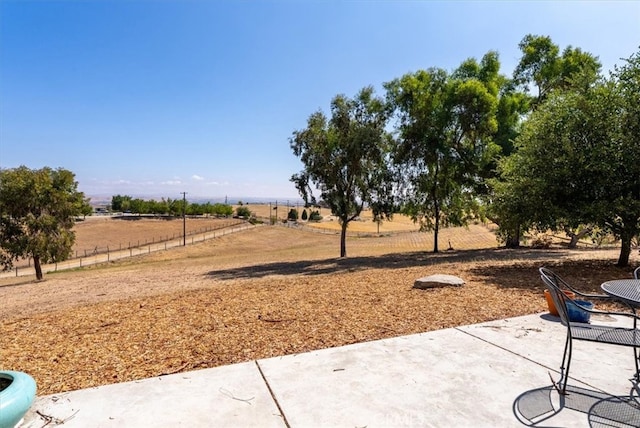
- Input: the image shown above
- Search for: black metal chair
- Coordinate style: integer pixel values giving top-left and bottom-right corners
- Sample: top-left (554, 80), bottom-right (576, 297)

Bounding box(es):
top-left (539, 267), bottom-right (640, 396)
top-left (634, 266), bottom-right (640, 280)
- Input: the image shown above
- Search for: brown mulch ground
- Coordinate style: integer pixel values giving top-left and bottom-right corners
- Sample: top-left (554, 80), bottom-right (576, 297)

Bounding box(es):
top-left (1, 221), bottom-right (638, 396)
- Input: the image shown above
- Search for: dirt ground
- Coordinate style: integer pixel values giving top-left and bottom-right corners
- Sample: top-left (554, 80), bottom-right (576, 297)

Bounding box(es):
top-left (1, 216), bottom-right (638, 396)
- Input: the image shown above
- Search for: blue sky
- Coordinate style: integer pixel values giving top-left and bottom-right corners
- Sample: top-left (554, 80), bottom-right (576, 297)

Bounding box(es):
top-left (1, 1), bottom-right (639, 202)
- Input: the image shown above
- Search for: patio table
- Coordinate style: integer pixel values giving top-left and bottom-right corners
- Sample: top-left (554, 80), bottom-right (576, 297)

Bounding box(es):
top-left (601, 279), bottom-right (640, 308)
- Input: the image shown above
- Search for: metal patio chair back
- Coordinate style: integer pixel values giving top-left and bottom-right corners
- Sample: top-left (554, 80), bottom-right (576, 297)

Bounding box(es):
top-left (539, 267), bottom-right (640, 395)
top-left (634, 266), bottom-right (640, 280)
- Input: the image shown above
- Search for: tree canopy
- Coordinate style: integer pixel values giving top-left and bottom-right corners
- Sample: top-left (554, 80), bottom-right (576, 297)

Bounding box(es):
top-left (513, 34), bottom-right (601, 106)
top-left (290, 38), bottom-right (638, 264)
top-left (495, 49), bottom-right (640, 266)
top-left (0, 166), bottom-right (90, 279)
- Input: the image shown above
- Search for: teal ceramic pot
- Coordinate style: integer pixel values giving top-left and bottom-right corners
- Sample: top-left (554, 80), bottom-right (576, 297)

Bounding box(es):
top-left (0, 371), bottom-right (37, 428)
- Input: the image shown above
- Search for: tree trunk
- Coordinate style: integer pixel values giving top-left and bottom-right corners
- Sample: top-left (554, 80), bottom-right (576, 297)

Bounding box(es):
top-left (340, 221), bottom-right (348, 258)
top-left (433, 206), bottom-right (440, 253)
top-left (505, 225), bottom-right (521, 248)
top-left (566, 226), bottom-right (592, 249)
top-left (617, 232), bottom-right (632, 267)
top-left (568, 235), bottom-right (580, 249)
top-left (33, 255), bottom-right (43, 280)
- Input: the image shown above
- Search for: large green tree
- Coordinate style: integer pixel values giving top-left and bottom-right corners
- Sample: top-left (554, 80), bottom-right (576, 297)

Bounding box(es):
top-left (492, 35), bottom-right (602, 247)
top-left (0, 166), bottom-right (90, 279)
top-left (290, 86), bottom-right (394, 257)
top-left (495, 49), bottom-right (640, 266)
top-left (385, 53), bottom-right (499, 252)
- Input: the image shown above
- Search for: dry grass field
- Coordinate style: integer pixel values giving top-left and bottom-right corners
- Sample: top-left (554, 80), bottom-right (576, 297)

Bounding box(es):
top-left (1, 214), bottom-right (638, 396)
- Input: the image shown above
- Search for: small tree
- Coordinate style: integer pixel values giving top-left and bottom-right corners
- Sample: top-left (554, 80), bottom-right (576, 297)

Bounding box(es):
top-left (290, 86), bottom-right (394, 257)
top-left (287, 208), bottom-right (298, 221)
top-left (235, 206), bottom-right (252, 218)
top-left (385, 55), bottom-right (499, 252)
top-left (301, 209), bottom-right (308, 220)
top-left (0, 166), bottom-right (90, 280)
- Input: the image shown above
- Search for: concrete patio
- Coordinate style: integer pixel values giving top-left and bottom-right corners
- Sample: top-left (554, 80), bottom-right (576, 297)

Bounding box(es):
top-left (20, 313), bottom-right (640, 427)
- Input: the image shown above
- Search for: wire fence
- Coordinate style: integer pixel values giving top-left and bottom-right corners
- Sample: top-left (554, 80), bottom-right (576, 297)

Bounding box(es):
top-left (0, 221), bottom-right (256, 279)
top-left (71, 219), bottom-right (245, 258)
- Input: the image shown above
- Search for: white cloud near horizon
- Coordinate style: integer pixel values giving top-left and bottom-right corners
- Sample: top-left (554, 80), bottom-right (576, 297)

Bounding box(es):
top-left (161, 180), bottom-right (182, 186)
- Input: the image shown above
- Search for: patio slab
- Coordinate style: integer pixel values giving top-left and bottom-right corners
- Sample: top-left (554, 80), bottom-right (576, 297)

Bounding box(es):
top-left (20, 313), bottom-right (640, 427)
top-left (20, 361), bottom-right (285, 427)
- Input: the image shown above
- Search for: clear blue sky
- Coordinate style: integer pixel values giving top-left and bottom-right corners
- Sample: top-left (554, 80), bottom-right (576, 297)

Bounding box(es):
top-left (1, 1), bottom-right (638, 202)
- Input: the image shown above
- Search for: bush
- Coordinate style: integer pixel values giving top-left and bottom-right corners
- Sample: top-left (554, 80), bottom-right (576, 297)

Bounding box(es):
top-left (235, 206), bottom-right (252, 218)
top-left (308, 210), bottom-right (323, 221)
top-left (301, 209), bottom-right (308, 220)
top-left (287, 208), bottom-right (298, 221)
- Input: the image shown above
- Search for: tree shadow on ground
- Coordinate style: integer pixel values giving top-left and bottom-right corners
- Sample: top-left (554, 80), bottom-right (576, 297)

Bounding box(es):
top-left (469, 257), bottom-right (636, 294)
top-left (205, 247), bottom-right (607, 281)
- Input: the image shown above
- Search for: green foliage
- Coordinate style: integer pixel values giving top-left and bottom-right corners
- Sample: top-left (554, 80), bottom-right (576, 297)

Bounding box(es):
top-left (308, 210), bottom-right (322, 221)
top-left (111, 194), bottom-right (132, 212)
top-left (489, 34), bottom-right (601, 247)
top-left (109, 195), bottom-right (233, 217)
top-left (494, 47), bottom-right (640, 265)
top-left (0, 166), bottom-right (89, 279)
top-left (287, 208), bottom-right (299, 221)
top-left (384, 53), bottom-right (499, 252)
top-left (513, 34), bottom-right (601, 105)
top-left (290, 86), bottom-right (395, 257)
top-left (235, 206), bottom-right (252, 218)
top-left (301, 209), bottom-right (308, 221)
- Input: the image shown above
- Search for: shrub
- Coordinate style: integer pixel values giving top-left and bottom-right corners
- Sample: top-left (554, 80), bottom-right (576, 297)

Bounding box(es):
top-left (235, 206), bottom-right (252, 218)
top-left (308, 210), bottom-right (323, 221)
top-left (287, 208), bottom-right (298, 221)
top-left (301, 209), bottom-right (308, 220)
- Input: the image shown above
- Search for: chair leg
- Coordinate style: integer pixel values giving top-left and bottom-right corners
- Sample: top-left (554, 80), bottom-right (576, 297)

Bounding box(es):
top-left (632, 346), bottom-right (640, 403)
top-left (554, 333), bottom-right (572, 396)
top-left (634, 346), bottom-right (640, 382)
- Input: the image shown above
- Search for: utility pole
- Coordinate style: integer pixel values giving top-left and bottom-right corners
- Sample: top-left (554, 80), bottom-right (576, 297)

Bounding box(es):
top-left (181, 192), bottom-right (187, 246)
